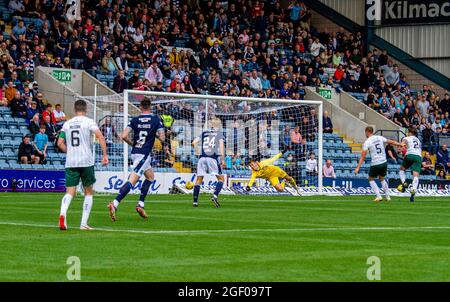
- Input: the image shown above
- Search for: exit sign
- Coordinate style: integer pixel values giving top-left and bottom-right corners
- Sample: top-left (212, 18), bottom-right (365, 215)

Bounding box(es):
top-left (318, 88), bottom-right (332, 100)
top-left (52, 69), bottom-right (72, 82)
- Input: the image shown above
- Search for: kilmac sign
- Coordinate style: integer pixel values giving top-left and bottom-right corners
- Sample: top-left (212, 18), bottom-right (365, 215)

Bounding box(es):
top-left (366, 0), bottom-right (450, 25)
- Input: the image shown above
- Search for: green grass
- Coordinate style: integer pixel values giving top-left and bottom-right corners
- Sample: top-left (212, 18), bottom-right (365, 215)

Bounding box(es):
top-left (1, 193), bottom-right (450, 281)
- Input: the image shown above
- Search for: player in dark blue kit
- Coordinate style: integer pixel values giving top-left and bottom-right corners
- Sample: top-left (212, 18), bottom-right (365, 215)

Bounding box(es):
top-left (108, 98), bottom-right (165, 221)
top-left (191, 119), bottom-right (225, 208)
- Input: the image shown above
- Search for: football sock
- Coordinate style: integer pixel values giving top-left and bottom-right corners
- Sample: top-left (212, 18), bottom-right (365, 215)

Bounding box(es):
top-left (193, 185), bottom-right (200, 203)
top-left (381, 180), bottom-right (389, 198)
top-left (369, 180), bottom-right (381, 198)
top-left (114, 181), bottom-right (132, 207)
top-left (412, 176), bottom-right (419, 191)
top-left (60, 194), bottom-right (73, 216)
top-left (81, 195), bottom-right (93, 227)
top-left (138, 179), bottom-right (152, 207)
top-left (214, 181), bottom-right (223, 197)
top-left (399, 170), bottom-right (406, 184)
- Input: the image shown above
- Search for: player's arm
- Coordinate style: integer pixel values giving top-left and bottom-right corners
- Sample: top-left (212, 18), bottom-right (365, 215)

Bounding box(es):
top-left (246, 172), bottom-right (257, 191)
top-left (57, 131), bottom-right (67, 153)
top-left (354, 150), bottom-right (367, 175)
top-left (260, 152), bottom-right (283, 167)
top-left (94, 129), bottom-right (109, 166)
top-left (120, 127), bottom-right (133, 146)
top-left (386, 139), bottom-right (403, 147)
top-left (219, 138), bottom-right (225, 167)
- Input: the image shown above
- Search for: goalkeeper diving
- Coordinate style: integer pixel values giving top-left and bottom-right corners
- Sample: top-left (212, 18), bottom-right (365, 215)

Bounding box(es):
top-left (245, 149), bottom-right (300, 194)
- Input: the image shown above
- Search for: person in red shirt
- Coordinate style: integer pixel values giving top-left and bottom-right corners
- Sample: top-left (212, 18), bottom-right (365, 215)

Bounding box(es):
top-left (42, 104), bottom-right (56, 125)
top-left (334, 65), bottom-right (345, 81)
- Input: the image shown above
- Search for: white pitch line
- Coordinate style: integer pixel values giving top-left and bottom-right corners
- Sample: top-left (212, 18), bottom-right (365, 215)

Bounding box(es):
top-left (0, 221), bottom-right (450, 235)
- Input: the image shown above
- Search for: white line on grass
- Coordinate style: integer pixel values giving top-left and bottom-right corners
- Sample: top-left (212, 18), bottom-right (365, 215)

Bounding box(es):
top-left (0, 221), bottom-right (450, 235)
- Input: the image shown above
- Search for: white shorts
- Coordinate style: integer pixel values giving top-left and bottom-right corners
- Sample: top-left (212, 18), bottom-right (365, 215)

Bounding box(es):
top-left (130, 153), bottom-right (153, 177)
top-left (197, 157), bottom-right (222, 177)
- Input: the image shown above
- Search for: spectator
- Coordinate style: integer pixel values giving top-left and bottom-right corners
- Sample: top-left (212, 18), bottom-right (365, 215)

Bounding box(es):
top-left (280, 125), bottom-right (292, 150)
top-left (232, 152), bottom-right (244, 170)
top-left (53, 104), bottom-right (66, 130)
top-left (386, 144), bottom-right (401, 164)
top-left (8, 0), bottom-right (25, 15)
top-left (437, 145), bottom-right (450, 173)
top-left (290, 126), bottom-right (302, 156)
top-left (101, 50), bottom-right (118, 74)
top-left (284, 153), bottom-right (300, 184)
top-left (115, 51), bottom-right (129, 75)
top-left (42, 104), bottom-right (56, 125)
top-left (33, 125), bottom-right (48, 164)
top-left (161, 145), bottom-right (175, 168)
top-left (100, 117), bottom-right (117, 156)
top-left (10, 91), bottom-right (27, 118)
top-left (144, 61), bottom-right (163, 87)
top-left (18, 135), bottom-right (38, 164)
top-left (26, 101), bottom-right (39, 124)
top-left (323, 110), bottom-right (333, 134)
top-left (306, 153), bottom-right (318, 176)
top-left (113, 70), bottom-right (128, 93)
top-left (28, 113), bottom-right (41, 139)
top-left (421, 152), bottom-right (435, 175)
top-left (323, 159), bottom-right (336, 178)
top-left (43, 115), bottom-right (57, 143)
top-left (437, 169), bottom-right (447, 180)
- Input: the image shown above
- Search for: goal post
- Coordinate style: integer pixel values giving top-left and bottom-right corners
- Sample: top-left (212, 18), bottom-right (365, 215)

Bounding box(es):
top-left (122, 90), bottom-right (324, 195)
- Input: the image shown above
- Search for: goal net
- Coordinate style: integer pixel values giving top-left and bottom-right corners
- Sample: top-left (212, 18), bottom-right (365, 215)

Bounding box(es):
top-left (108, 90), bottom-right (323, 195)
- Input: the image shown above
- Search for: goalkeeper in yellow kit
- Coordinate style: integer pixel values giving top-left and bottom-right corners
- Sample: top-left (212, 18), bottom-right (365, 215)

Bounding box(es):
top-left (245, 150), bottom-right (300, 193)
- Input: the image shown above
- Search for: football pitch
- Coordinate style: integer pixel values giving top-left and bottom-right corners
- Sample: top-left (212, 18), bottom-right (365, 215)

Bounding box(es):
top-left (0, 193), bottom-right (450, 282)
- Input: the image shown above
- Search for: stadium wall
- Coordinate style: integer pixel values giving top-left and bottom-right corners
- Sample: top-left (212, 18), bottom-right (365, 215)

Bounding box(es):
top-left (339, 91), bottom-right (403, 132)
top-left (306, 88), bottom-right (369, 143)
top-left (317, 0), bottom-right (365, 25)
top-left (374, 24), bottom-right (450, 79)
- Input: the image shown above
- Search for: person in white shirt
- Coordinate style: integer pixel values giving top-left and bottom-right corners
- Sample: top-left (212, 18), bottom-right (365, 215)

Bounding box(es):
top-left (145, 61), bottom-right (163, 87)
top-left (53, 103), bottom-right (66, 130)
top-left (310, 38), bottom-right (325, 57)
top-left (354, 126), bottom-right (403, 202)
top-left (323, 159), bottom-right (336, 178)
top-left (249, 70), bottom-right (262, 92)
top-left (306, 153), bottom-right (318, 176)
top-left (57, 99), bottom-right (108, 231)
top-left (397, 127), bottom-right (423, 202)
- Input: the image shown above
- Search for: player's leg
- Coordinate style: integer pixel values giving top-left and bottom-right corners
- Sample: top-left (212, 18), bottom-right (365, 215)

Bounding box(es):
top-left (193, 157), bottom-right (206, 207)
top-left (108, 154), bottom-right (145, 220)
top-left (193, 176), bottom-right (204, 207)
top-left (135, 168), bottom-right (154, 219)
top-left (79, 166), bottom-right (96, 230)
top-left (59, 168), bottom-right (80, 230)
top-left (410, 156), bottom-right (422, 202)
top-left (269, 176), bottom-right (285, 192)
top-left (210, 159), bottom-right (223, 208)
top-left (377, 163), bottom-right (390, 201)
top-left (398, 156), bottom-right (411, 192)
top-left (379, 176), bottom-right (390, 201)
top-left (368, 165), bottom-right (382, 202)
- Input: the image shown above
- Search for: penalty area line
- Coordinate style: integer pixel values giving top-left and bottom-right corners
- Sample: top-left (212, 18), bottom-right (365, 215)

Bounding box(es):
top-left (0, 221), bottom-right (450, 235)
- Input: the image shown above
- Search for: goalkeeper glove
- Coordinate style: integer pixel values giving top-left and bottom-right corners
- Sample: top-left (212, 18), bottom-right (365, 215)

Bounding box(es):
top-left (245, 186), bottom-right (251, 192)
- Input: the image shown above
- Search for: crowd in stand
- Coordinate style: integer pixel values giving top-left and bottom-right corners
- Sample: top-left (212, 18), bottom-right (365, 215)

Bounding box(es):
top-left (0, 0), bottom-right (449, 178)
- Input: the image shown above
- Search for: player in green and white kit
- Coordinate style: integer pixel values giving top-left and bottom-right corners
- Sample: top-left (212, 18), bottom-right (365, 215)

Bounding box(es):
top-left (397, 127), bottom-right (422, 202)
top-left (57, 100), bottom-right (109, 230)
top-left (354, 126), bottom-right (403, 202)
